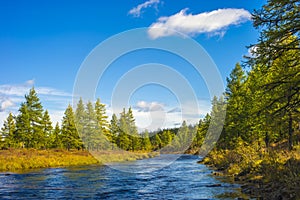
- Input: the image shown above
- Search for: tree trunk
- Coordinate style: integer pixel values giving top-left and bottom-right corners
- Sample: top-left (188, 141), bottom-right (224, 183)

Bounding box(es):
top-left (265, 131), bottom-right (269, 149)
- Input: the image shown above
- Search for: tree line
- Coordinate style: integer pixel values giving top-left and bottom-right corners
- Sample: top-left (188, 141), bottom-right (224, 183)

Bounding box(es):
top-left (0, 88), bottom-right (207, 152)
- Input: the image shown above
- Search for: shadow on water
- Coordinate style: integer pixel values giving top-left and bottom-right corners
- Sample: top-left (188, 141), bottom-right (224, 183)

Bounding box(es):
top-left (0, 154), bottom-right (249, 199)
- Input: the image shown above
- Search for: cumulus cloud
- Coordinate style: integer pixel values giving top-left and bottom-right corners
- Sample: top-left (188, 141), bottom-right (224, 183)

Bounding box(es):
top-left (129, 0), bottom-right (160, 17)
top-left (134, 100), bottom-right (164, 112)
top-left (127, 99), bottom-right (211, 131)
top-left (148, 8), bottom-right (252, 39)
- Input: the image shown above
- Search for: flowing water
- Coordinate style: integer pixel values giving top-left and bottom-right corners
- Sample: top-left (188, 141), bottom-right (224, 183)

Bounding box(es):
top-left (0, 154), bottom-right (244, 199)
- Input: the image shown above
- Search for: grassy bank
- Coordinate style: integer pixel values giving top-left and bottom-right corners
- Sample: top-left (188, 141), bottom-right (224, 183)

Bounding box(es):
top-left (200, 141), bottom-right (300, 199)
top-left (0, 149), bottom-right (158, 172)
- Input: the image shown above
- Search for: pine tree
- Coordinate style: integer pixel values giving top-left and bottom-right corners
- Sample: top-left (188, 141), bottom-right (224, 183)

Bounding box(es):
top-left (126, 107), bottom-right (140, 151)
top-left (160, 130), bottom-right (173, 147)
top-left (23, 87), bottom-right (44, 148)
top-left (61, 105), bottom-right (82, 150)
top-left (95, 98), bottom-right (109, 131)
top-left (224, 64), bottom-right (248, 146)
top-left (247, 0), bottom-right (300, 150)
top-left (1, 113), bottom-right (16, 148)
top-left (170, 134), bottom-right (180, 152)
top-left (248, 0), bottom-right (299, 67)
top-left (152, 134), bottom-right (162, 150)
top-left (176, 121), bottom-right (191, 152)
top-left (75, 98), bottom-right (86, 140)
top-left (95, 98), bottom-right (111, 149)
top-left (118, 110), bottom-right (130, 150)
top-left (86, 101), bottom-right (107, 151)
top-left (192, 119), bottom-right (205, 148)
top-left (109, 114), bottom-right (119, 149)
top-left (41, 110), bottom-right (53, 149)
top-left (141, 130), bottom-right (152, 151)
top-left (15, 103), bottom-right (31, 148)
top-left (51, 122), bottom-right (62, 148)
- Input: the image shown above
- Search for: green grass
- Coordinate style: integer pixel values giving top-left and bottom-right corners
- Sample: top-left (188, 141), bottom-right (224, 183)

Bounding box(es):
top-left (0, 149), bottom-right (158, 172)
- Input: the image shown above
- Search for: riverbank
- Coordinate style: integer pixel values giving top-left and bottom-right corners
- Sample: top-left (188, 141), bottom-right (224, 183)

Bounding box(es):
top-left (199, 141), bottom-right (300, 199)
top-left (0, 149), bottom-right (158, 172)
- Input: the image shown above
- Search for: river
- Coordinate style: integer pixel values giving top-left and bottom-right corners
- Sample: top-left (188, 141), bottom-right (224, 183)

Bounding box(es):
top-left (0, 154), bottom-right (244, 199)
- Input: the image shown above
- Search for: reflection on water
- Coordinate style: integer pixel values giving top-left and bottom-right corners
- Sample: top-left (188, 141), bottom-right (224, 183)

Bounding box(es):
top-left (0, 154), bottom-right (243, 199)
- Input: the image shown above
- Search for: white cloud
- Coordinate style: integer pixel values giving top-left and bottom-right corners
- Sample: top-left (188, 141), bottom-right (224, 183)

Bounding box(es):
top-left (148, 8), bottom-right (251, 39)
top-left (129, 0), bottom-right (160, 17)
top-left (127, 99), bottom-right (211, 131)
top-left (135, 100), bottom-right (164, 112)
top-left (0, 99), bottom-right (14, 112)
top-left (0, 81), bottom-right (71, 98)
top-left (25, 79), bottom-right (35, 86)
top-left (48, 110), bottom-right (65, 126)
top-left (0, 80), bottom-right (72, 126)
top-left (248, 45), bottom-right (258, 58)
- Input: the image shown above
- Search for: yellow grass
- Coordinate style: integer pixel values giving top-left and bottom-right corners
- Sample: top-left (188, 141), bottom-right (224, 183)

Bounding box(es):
top-left (0, 149), bottom-right (158, 172)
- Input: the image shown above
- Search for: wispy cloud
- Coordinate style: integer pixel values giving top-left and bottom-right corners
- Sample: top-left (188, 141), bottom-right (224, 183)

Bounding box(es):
top-left (0, 80), bottom-right (72, 126)
top-left (129, 0), bottom-right (160, 17)
top-left (148, 8), bottom-right (251, 39)
top-left (0, 79), bottom-right (71, 98)
top-left (0, 98), bottom-right (14, 112)
top-left (167, 107), bottom-right (181, 113)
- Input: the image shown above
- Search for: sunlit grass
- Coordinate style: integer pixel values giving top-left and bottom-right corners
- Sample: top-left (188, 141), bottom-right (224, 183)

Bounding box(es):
top-left (91, 150), bottom-right (158, 164)
top-left (0, 149), bottom-right (158, 172)
top-left (201, 141), bottom-right (300, 199)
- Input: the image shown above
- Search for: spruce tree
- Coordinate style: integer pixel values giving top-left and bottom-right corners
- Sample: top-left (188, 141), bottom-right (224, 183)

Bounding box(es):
top-left (109, 114), bottom-right (119, 149)
top-left (176, 121), bottom-right (190, 152)
top-left (160, 130), bottom-right (173, 147)
top-left (141, 130), bottom-right (152, 151)
top-left (86, 101), bottom-right (103, 150)
top-left (61, 105), bottom-right (82, 150)
top-left (224, 64), bottom-right (248, 146)
top-left (24, 87), bottom-right (44, 148)
top-left (95, 98), bottom-right (109, 131)
top-left (126, 107), bottom-right (140, 151)
top-left (15, 103), bottom-right (31, 148)
top-left (248, 0), bottom-right (300, 150)
top-left (118, 110), bottom-right (130, 150)
top-left (41, 110), bottom-right (53, 148)
top-left (75, 98), bottom-right (86, 140)
top-left (95, 98), bottom-right (111, 149)
top-left (152, 134), bottom-right (162, 150)
top-left (1, 113), bottom-right (16, 148)
top-left (51, 122), bottom-right (62, 148)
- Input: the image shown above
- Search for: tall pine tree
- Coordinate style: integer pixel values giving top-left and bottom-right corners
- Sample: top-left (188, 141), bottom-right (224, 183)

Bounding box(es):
top-left (61, 105), bottom-right (82, 150)
top-left (1, 113), bottom-right (16, 148)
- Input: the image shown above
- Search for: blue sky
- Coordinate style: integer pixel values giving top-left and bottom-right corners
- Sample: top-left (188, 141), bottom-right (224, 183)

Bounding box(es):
top-left (0, 0), bottom-right (266, 131)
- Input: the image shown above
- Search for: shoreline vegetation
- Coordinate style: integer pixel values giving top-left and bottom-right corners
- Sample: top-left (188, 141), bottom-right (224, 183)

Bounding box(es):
top-left (199, 142), bottom-right (300, 199)
top-left (196, 0), bottom-right (300, 199)
top-left (0, 149), bottom-right (158, 172)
